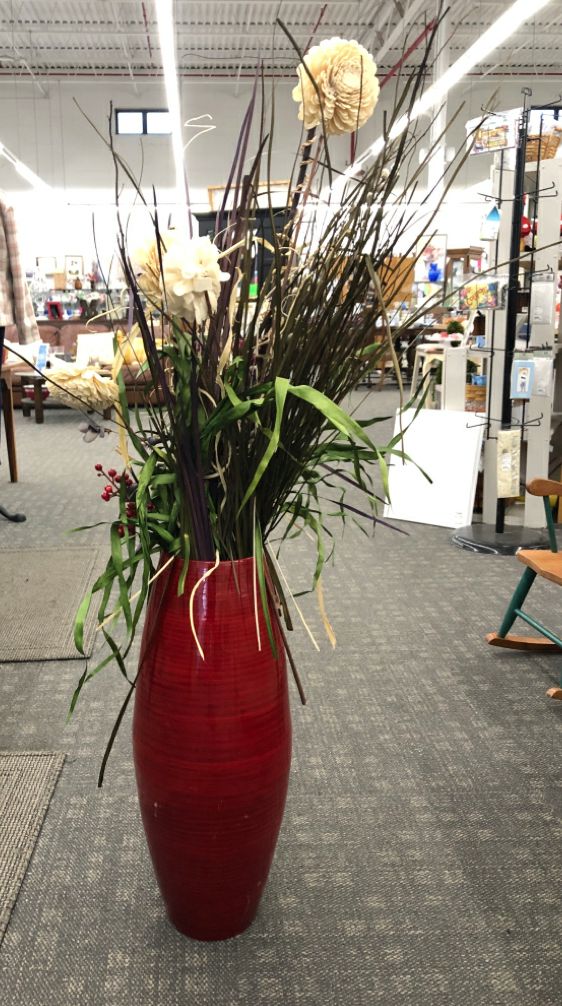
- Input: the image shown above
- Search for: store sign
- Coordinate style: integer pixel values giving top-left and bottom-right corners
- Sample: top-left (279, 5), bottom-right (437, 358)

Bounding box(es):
top-left (466, 109), bottom-right (520, 155)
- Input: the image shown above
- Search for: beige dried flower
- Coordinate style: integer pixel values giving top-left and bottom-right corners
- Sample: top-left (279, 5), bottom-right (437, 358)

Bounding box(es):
top-left (132, 233), bottom-right (230, 325)
top-left (131, 231), bottom-right (174, 302)
top-left (50, 364), bottom-right (119, 411)
top-left (292, 37), bottom-right (379, 136)
top-left (162, 235), bottom-right (230, 325)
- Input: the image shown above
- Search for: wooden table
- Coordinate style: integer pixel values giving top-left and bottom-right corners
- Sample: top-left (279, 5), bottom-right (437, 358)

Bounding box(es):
top-left (1, 361), bottom-right (19, 482)
top-left (15, 371), bottom-right (47, 423)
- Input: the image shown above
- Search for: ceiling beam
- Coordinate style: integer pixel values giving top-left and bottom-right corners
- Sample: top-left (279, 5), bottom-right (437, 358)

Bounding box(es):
top-left (0, 27), bottom-right (330, 41)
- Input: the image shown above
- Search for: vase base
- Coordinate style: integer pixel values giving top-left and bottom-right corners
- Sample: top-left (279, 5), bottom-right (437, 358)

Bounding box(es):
top-left (167, 908), bottom-right (257, 942)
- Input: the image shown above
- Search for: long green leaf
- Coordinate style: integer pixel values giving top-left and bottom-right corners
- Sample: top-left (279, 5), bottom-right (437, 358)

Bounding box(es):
top-left (238, 376), bottom-right (289, 513)
top-left (254, 519), bottom-right (277, 657)
top-left (287, 384), bottom-right (390, 500)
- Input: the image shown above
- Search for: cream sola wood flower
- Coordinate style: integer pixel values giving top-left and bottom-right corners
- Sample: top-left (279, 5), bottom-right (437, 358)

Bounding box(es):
top-left (161, 235), bottom-right (230, 325)
top-left (292, 37), bottom-right (380, 136)
top-left (131, 230), bottom-right (175, 302)
top-left (49, 363), bottom-right (119, 411)
top-left (133, 233), bottom-right (230, 325)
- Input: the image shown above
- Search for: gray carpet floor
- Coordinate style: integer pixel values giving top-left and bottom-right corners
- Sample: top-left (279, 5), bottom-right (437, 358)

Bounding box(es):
top-left (0, 394), bottom-right (560, 1005)
top-left (0, 548), bottom-right (98, 661)
top-left (0, 752), bottom-right (65, 942)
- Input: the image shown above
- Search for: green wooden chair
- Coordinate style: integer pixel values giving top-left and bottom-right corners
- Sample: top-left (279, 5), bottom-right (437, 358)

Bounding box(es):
top-left (486, 477), bottom-right (562, 700)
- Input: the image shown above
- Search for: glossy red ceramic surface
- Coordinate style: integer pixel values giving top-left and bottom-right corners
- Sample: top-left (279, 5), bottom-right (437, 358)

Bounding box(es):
top-left (132, 557), bottom-right (292, 941)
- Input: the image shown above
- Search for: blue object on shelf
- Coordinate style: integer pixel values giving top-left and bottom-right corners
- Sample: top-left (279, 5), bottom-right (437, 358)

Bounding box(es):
top-left (428, 262), bottom-right (442, 283)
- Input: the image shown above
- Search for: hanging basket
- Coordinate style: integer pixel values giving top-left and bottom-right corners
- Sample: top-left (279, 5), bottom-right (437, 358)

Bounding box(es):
top-left (525, 133), bottom-right (560, 163)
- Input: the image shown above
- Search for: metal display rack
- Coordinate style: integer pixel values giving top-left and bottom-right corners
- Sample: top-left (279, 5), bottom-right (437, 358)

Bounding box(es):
top-left (453, 93), bottom-right (562, 554)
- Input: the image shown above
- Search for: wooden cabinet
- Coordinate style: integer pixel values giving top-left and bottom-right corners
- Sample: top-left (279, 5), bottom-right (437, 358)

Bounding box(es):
top-left (446, 246), bottom-right (484, 298)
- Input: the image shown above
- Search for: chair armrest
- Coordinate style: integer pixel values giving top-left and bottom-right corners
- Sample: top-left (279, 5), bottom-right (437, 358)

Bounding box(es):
top-left (527, 478), bottom-right (562, 498)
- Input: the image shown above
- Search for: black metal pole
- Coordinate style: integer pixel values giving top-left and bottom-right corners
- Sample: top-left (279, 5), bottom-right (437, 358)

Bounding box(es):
top-left (495, 100), bottom-right (530, 534)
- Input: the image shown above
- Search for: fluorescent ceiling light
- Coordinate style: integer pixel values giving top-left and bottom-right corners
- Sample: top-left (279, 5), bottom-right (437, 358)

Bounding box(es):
top-left (155, 0), bottom-right (187, 212)
top-left (14, 160), bottom-right (50, 190)
top-left (329, 0), bottom-right (555, 198)
top-left (0, 141), bottom-right (52, 192)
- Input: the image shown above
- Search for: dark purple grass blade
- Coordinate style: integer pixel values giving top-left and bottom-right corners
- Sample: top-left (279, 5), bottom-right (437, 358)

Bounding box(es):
top-left (323, 498), bottom-right (409, 535)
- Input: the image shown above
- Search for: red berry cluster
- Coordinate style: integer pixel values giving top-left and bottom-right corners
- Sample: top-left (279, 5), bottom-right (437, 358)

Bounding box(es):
top-left (93, 463), bottom-right (156, 539)
top-left (94, 463), bottom-right (134, 502)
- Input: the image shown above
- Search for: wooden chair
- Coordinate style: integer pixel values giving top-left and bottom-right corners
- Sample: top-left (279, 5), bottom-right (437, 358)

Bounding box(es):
top-left (486, 477), bottom-right (562, 699)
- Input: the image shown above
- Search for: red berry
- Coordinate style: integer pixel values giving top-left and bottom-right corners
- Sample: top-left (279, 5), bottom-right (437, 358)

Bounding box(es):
top-left (101, 492), bottom-right (109, 501)
top-left (108, 468), bottom-right (117, 478)
top-left (115, 474), bottom-right (122, 483)
top-left (147, 502), bottom-right (156, 512)
top-left (116, 523), bottom-right (125, 538)
top-left (95, 463), bottom-right (103, 472)
top-left (104, 485), bottom-right (113, 494)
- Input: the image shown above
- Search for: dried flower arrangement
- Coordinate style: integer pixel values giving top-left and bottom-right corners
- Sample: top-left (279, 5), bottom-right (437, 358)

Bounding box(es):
top-left (16, 22), bottom-right (472, 779)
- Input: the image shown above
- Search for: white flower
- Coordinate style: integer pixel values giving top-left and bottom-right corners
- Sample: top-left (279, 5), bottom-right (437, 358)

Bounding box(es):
top-left (292, 37), bottom-right (380, 136)
top-left (161, 235), bottom-right (230, 325)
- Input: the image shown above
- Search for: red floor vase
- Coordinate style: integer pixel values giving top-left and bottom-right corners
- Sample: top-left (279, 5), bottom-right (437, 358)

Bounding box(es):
top-left (132, 556), bottom-right (292, 941)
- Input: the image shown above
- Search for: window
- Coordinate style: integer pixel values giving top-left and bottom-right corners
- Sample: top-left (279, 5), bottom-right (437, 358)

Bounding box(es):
top-left (116, 110), bottom-right (144, 135)
top-left (115, 109), bottom-right (171, 136)
top-left (146, 110), bottom-right (172, 134)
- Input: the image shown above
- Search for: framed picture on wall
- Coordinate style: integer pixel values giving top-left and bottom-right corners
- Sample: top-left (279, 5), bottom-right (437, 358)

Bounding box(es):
top-left (207, 180), bottom-right (290, 212)
top-left (46, 300), bottom-right (64, 320)
top-left (36, 256), bottom-right (57, 275)
top-left (65, 255), bottom-right (84, 285)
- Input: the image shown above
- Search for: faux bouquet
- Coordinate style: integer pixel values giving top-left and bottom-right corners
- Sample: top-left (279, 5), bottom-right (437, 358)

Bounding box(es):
top-left (53, 24), bottom-right (463, 778)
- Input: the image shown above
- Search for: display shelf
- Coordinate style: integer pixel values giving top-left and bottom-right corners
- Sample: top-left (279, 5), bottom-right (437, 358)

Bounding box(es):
top-left (479, 150), bottom-right (562, 532)
top-left (32, 286), bottom-right (138, 322)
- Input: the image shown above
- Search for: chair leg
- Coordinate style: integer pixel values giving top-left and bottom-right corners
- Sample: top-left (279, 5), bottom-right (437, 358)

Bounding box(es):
top-left (498, 567), bottom-right (537, 638)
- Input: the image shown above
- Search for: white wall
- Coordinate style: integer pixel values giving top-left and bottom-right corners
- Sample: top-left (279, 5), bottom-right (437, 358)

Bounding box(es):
top-left (0, 73), bottom-right (560, 272)
top-left (0, 75), bottom-right (354, 272)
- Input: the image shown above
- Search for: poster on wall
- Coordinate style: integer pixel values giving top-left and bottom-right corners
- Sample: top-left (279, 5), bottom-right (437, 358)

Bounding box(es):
top-left (64, 255), bottom-right (83, 287)
top-left (414, 234), bottom-right (447, 285)
top-left (36, 256), bottom-right (57, 276)
top-left (466, 109), bottom-right (520, 155)
top-left (207, 180), bottom-right (290, 212)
